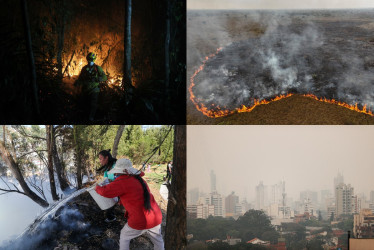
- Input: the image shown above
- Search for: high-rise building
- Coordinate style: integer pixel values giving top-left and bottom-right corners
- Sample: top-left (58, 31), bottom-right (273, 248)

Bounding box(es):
top-left (335, 183), bottom-right (354, 217)
top-left (210, 170), bottom-right (216, 193)
top-left (187, 205), bottom-right (197, 219)
top-left (209, 192), bottom-right (224, 217)
top-left (334, 171), bottom-right (344, 189)
top-left (270, 181), bottom-right (285, 205)
top-left (187, 187), bottom-right (199, 205)
top-left (225, 191), bottom-right (239, 217)
top-left (256, 181), bottom-right (267, 210)
top-left (197, 204), bottom-right (215, 219)
top-left (303, 197), bottom-right (314, 216)
top-left (187, 204), bottom-right (215, 219)
top-left (370, 191), bottom-right (374, 203)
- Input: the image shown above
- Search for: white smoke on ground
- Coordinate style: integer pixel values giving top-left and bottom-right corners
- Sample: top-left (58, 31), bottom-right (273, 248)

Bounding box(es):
top-left (189, 9), bottom-right (374, 111)
top-left (0, 206), bottom-right (89, 250)
top-left (0, 174), bottom-right (80, 246)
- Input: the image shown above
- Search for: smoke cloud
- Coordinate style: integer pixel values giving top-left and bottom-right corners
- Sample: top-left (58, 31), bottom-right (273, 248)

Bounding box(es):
top-left (0, 206), bottom-right (89, 250)
top-left (189, 9), bottom-right (374, 112)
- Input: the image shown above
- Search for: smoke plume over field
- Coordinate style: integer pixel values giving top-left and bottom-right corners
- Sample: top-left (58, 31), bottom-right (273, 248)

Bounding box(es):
top-left (188, 10), bottom-right (374, 113)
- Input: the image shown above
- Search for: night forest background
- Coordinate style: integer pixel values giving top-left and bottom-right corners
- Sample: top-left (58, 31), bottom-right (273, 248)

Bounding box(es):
top-left (0, 0), bottom-right (186, 124)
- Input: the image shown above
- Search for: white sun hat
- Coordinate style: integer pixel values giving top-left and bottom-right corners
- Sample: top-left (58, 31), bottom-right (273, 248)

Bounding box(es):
top-left (107, 158), bottom-right (141, 175)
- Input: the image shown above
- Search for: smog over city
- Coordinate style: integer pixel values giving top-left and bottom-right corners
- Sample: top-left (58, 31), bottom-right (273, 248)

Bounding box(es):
top-left (187, 1), bottom-right (374, 122)
top-left (187, 126), bottom-right (374, 202)
top-left (187, 126), bottom-right (374, 248)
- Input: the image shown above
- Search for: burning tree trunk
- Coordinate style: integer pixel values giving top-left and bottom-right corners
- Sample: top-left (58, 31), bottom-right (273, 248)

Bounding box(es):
top-left (46, 125), bottom-right (59, 201)
top-left (112, 125), bottom-right (125, 158)
top-left (53, 126), bottom-right (70, 191)
top-left (165, 125), bottom-right (186, 249)
top-left (0, 141), bottom-right (49, 208)
top-left (21, 0), bottom-right (39, 116)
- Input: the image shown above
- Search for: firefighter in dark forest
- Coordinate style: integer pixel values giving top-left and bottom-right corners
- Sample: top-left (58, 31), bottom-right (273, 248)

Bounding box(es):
top-left (75, 52), bottom-right (107, 121)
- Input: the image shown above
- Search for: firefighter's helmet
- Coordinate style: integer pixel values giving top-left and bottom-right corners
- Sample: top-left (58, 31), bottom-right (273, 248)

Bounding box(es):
top-left (86, 52), bottom-right (97, 62)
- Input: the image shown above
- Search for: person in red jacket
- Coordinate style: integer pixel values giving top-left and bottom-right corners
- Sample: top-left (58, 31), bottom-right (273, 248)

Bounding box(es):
top-left (95, 158), bottom-right (164, 250)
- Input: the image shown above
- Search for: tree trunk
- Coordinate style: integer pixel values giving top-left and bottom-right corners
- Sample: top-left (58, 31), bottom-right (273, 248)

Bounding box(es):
top-left (73, 126), bottom-right (83, 189)
top-left (52, 127), bottom-right (70, 191)
top-left (164, 0), bottom-right (171, 114)
top-left (56, 6), bottom-right (65, 80)
top-left (2, 126), bottom-right (5, 146)
top-left (165, 125), bottom-right (186, 249)
top-left (0, 141), bottom-right (49, 207)
top-left (46, 125), bottom-right (59, 201)
top-left (21, 0), bottom-right (40, 116)
top-left (122, 0), bottom-right (132, 94)
top-left (112, 125), bottom-right (125, 158)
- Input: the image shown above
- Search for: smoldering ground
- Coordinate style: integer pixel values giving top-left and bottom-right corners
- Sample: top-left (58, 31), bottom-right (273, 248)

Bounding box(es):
top-left (0, 189), bottom-right (158, 250)
top-left (189, 9), bottom-right (374, 112)
top-left (0, 206), bottom-right (90, 250)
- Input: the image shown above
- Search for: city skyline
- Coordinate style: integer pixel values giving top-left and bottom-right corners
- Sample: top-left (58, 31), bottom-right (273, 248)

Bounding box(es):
top-left (187, 126), bottom-right (374, 202)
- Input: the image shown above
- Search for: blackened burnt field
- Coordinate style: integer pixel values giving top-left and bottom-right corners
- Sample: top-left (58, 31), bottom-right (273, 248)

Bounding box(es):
top-left (187, 9), bottom-right (374, 124)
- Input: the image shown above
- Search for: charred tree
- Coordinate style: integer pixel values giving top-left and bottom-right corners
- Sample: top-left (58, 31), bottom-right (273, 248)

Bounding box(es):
top-left (0, 141), bottom-right (49, 208)
top-left (122, 0), bottom-right (133, 102)
top-left (112, 125), bottom-right (125, 158)
top-left (46, 125), bottom-right (59, 201)
top-left (165, 125), bottom-right (186, 249)
top-left (21, 0), bottom-right (40, 116)
top-left (52, 126), bottom-right (70, 191)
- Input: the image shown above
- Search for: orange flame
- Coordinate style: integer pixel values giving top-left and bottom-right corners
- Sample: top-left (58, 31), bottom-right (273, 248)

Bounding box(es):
top-left (303, 94), bottom-right (373, 117)
top-left (189, 47), bottom-right (374, 118)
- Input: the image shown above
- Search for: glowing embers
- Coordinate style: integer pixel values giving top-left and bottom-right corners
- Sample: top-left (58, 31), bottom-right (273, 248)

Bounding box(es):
top-left (108, 76), bottom-right (123, 88)
top-left (303, 94), bottom-right (374, 117)
top-left (189, 47), bottom-right (374, 118)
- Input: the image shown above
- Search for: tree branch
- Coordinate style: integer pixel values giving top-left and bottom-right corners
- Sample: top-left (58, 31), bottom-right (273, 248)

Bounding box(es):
top-left (12, 126), bottom-right (46, 141)
top-left (18, 150), bottom-right (48, 159)
top-left (0, 187), bottom-right (27, 196)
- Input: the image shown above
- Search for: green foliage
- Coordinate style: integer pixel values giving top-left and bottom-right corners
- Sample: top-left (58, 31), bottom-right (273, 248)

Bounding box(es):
top-left (206, 241), bottom-right (267, 250)
top-left (281, 222), bottom-right (307, 249)
top-left (306, 236), bottom-right (324, 250)
top-left (77, 125), bottom-right (174, 170)
top-left (336, 218), bottom-right (353, 232)
top-left (187, 210), bottom-right (277, 243)
top-left (299, 218), bottom-right (328, 227)
top-left (3, 125), bottom-right (173, 179)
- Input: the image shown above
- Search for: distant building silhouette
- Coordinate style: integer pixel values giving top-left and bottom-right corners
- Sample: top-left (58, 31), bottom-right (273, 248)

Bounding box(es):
top-left (335, 183), bottom-right (354, 216)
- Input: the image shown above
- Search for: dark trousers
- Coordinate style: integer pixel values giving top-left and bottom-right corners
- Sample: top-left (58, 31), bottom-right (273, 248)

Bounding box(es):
top-left (89, 90), bottom-right (99, 120)
top-left (166, 171), bottom-right (171, 182)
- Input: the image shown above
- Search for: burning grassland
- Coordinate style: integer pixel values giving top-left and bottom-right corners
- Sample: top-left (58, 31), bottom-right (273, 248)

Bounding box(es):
top-left (187, 9), bottom-right (374, 123)
top-left (187, 94), bottom-right (374, 125)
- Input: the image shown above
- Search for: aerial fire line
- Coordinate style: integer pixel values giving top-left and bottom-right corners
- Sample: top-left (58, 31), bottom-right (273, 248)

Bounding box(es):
top-left (189, 47), bottom-right (374, 118)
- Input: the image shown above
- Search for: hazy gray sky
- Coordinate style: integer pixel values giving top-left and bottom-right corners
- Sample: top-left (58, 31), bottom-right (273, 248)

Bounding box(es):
top-left (188, 0), bottom-right (374, 10)
top-left (187, 126), bottom-right (374, 202)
